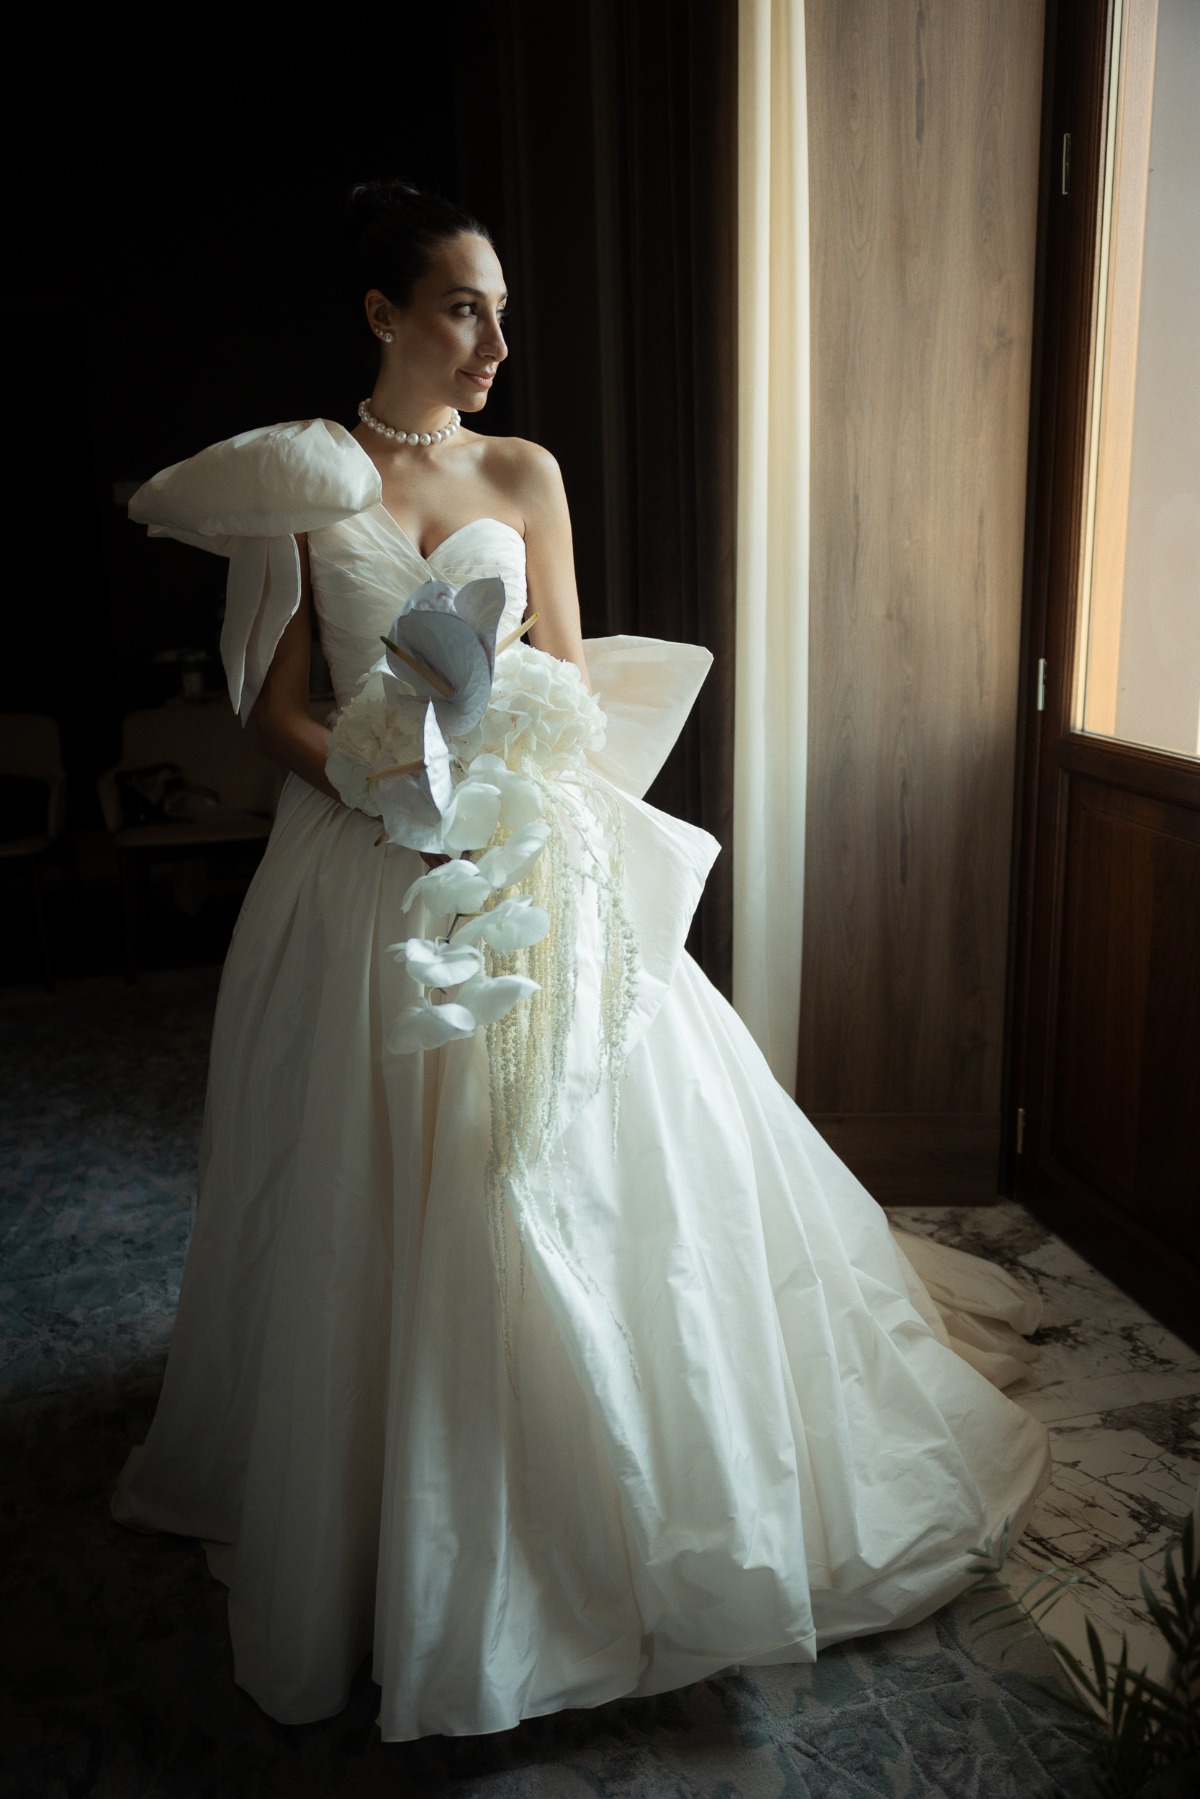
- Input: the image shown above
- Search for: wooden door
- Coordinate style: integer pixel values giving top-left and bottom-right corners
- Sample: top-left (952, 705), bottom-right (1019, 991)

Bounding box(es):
top-left (1009, 0), bottom-right (1200, 1346)
top-left (800, 0), bottom-right (1046, 1198)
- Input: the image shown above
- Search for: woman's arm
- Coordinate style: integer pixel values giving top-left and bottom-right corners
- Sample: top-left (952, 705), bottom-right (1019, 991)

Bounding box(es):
top-left (251, 533), bottom-right (340, 801)
top-left (518, 445), bottom-right (591, 688)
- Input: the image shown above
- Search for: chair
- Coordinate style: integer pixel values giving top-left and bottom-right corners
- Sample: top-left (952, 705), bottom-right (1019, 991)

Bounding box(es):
top-left (0, 713), bottom-right (68, 987)
top-left (98, 699), bottom-right (283, 980)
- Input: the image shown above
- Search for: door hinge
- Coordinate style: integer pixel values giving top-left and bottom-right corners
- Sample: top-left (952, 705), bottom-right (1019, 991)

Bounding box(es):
top-left (1061, 132), bottom-right (1071, 196)
top-left (1016, 1107), bottom-right (1026, 1155)
top-left (1036, 659), bottom-right (1047, 711)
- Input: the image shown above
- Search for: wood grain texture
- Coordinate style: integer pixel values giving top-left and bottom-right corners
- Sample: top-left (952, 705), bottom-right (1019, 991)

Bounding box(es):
top-left (1052, 778), bottom-right (1200, 1256)
top-left (799, 0), bottom-right (1045, 1114)
top-left (809, 1113), bottom-right (1002, 1204)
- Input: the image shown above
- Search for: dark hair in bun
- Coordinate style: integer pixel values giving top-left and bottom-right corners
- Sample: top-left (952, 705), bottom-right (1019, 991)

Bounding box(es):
top-left (344, 179), bottom-right (493, 309)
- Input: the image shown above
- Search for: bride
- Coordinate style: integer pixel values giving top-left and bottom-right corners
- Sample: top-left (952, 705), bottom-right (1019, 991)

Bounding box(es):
top-left (113, 179), bottom-right (1050, 1743)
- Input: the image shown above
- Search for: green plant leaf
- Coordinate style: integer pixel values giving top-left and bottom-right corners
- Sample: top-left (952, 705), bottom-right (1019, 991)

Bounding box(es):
top-left (1027, 1575), bottom-right (1083, 1618)
top-left (998, 1624), bottom-right (1064, 1662)
top-left (964, 1509), bottom-right (1200, 1795)
top-left (1142, 1572), bottom-right (1187, 1651)
top-left (1120, 1665), bottom-right (1188, 1708)
top-left (972, 1596), bottom-right (1026, 1622)
top-left (967, 1518), bottom-right (1013, 1568)
top-left (1048, 1638), bottom-right (1106, 1709)
top-left (1085, 1619), bottom-right (1111, 1707)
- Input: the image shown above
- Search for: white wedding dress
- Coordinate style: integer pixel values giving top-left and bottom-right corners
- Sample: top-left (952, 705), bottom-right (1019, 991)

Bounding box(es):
top-left (113, 419), bottom-right (1050, 1742)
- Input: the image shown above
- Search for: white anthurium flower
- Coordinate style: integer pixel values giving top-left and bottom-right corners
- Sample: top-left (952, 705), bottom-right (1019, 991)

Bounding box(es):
top-left (475, 821), bottom-right (551, 890)
top-left (396, 937), bottom-right (484, 991)
top-left (453, 896), bottom-right (551, 954)
top-left (382, 576), bottom-right (507, 737)
top-left (455, 972), bottom-right (541, 1026)
top-left (387, 998), bottom-right (478, 1054)
top-left (450, 576), bottom-right (511, 643)
top-left (400, 858), bottom-right (494, 917)
top-left (376, 702), bottom-right (455, 852)
top-left (441, 777), bottom-right (503, 855)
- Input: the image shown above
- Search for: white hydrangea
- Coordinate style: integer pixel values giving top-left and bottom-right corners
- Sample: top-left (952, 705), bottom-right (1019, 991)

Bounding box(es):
top-left (456, 644), bottom-right (607, 771)
top-left (325, 673), bottom-right (427, 818)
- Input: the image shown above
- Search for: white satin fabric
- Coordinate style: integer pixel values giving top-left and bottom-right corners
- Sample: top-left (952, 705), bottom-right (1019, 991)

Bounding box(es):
top-left (129, 419), bottom-right (381, 721)
top-left (115, 423), bottom-right (1050, 1740)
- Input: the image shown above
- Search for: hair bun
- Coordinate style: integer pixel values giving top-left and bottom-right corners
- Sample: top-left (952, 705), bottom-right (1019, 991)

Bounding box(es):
top-left (344, 177), bottom-right (420, 213)
top-left (343, 178), bottom-right (492, 309)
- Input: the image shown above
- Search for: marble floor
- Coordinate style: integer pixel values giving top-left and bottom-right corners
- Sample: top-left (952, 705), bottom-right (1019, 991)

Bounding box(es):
top-left (891, 1202), bottom-right (1200, 1700)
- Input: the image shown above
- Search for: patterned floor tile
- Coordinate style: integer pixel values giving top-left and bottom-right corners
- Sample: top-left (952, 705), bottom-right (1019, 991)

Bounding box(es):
top-left (892, 1202), bottom-right (1199, 1699)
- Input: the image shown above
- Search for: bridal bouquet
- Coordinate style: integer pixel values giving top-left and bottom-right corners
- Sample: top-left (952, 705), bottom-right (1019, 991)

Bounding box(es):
top-left (329, 575), bottom-right (638, 1365)
top-left (325, 576), bottom-right (606, 1053)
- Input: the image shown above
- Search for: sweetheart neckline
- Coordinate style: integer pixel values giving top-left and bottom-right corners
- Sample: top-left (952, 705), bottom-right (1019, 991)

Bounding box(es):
top-left (338, 422), bottom-right (527, 564)
top-left (374, 507), bottom-right (526, 566)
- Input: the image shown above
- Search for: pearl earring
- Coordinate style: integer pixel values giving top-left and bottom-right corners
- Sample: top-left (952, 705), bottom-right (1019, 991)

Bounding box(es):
top-left (375, 329), bottom-right (394, 344)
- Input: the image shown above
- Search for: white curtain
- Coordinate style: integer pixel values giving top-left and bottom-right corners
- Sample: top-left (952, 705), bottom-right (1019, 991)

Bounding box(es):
top-left (733, 0), bottom-right (811, 1092)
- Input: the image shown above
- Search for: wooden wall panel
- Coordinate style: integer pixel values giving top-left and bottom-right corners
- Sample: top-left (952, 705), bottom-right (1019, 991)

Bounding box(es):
top-left (799, 0), bottom-right (1045, 1145)
top-left (1053, 780), bottom-right (1200, 1258)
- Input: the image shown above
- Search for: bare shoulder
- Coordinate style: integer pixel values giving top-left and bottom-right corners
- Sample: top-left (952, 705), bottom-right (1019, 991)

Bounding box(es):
top-left (474, 434), bottom-right (566, 522)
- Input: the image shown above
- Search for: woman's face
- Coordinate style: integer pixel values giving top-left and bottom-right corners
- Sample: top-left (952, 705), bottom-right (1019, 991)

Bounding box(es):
top-left (369, 232), bottom-right (508, 414)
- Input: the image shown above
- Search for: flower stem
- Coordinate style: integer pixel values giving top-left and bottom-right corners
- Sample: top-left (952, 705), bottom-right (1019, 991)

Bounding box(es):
top-left (366, 758), bottom-right (425, 784)
top-left (495, 612), bottom-right (540, 655)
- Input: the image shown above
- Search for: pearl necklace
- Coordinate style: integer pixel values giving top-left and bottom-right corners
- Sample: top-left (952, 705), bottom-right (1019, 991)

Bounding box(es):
top-left (358, 398), bottom-right (461, 447)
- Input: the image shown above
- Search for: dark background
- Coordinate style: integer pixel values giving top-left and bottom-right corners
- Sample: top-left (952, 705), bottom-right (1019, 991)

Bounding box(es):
top-left (9, 2), bottom-right (737, 985)
top-left (12, 13), bottom-right (520, 785)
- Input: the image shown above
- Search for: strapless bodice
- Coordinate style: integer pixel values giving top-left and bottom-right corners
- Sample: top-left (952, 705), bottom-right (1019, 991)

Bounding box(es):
top-left (124, 420), bottom-right (714, 804)
top-left (308, 509), bottom-right (529, 711)
top-left (125, 419), bottom-right (532, 722)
